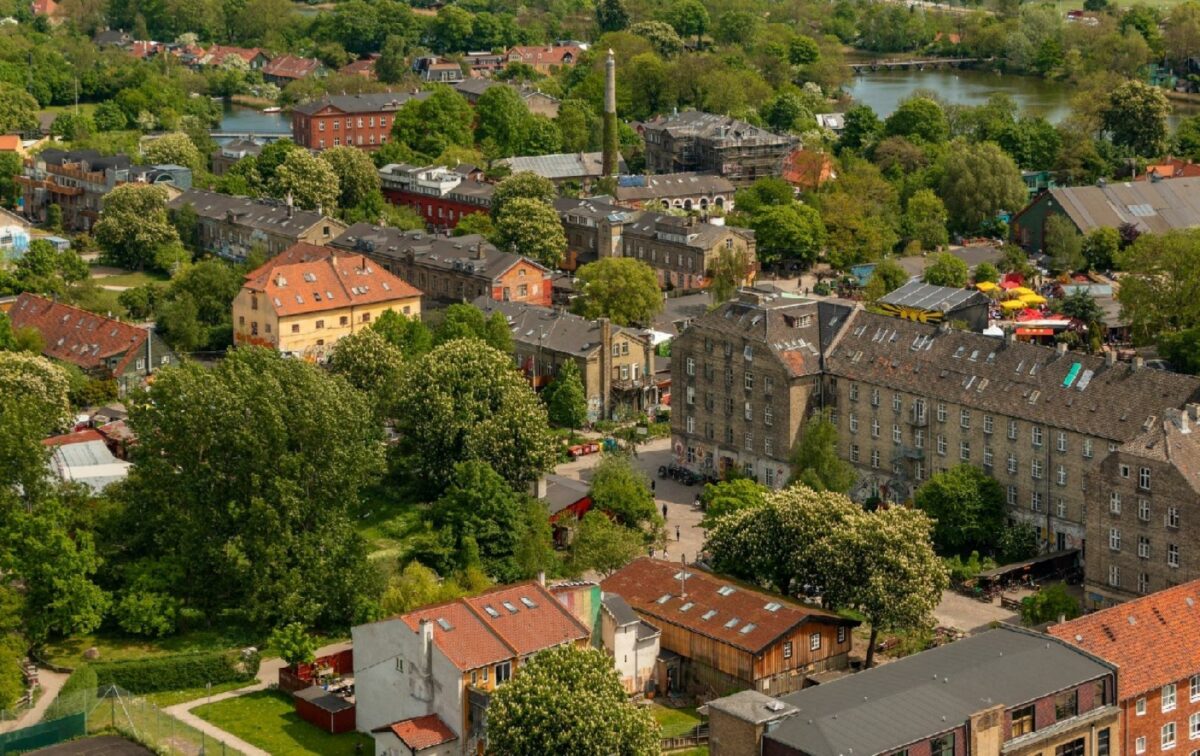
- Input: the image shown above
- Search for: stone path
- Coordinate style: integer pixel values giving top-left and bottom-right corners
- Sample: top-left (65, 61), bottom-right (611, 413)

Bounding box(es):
top-left (0, 667), bottom-right (70, 734)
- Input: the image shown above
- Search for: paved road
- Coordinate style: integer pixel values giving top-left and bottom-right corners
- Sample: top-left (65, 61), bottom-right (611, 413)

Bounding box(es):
top-left (934, 589), bottom-right (1021, 633)
top-left (0, 667), bottom-right (69, 734)
top-left (162, 640), bottom-right (353, 756)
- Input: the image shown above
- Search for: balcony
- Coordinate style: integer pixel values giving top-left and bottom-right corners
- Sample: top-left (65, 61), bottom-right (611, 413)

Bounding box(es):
top-left (907, 412), bottom-right (928, 427)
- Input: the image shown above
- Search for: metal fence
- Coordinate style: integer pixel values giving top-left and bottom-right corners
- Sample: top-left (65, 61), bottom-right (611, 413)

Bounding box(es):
top-left (3, 685), bottom-right (245, 756)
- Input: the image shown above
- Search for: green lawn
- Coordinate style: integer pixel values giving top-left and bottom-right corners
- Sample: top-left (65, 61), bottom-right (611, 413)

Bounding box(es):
top-left (651, 702), bottom-right (704, 738)
top-left (194, 690), bottom-right (372, 756)
top-left (39, 103), bottom-right (100, 118)
top-left (89, 267), bottom-right (169, 288)
top-left (144, 679), bottom-right (256, 708)
top-left (43, 627), bottom-right (264, 668)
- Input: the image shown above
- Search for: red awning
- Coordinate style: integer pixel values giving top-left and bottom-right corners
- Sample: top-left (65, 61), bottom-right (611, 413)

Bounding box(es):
top-left (1016, 328), bottom-right (1054, 336)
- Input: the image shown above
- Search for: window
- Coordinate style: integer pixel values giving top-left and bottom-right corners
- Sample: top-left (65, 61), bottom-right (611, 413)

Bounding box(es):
top-left (809, 632), bottom-right (821, 651)
top-left (1032, 426), bottom-right (1043, 447)
top-left (1032, 459), bottom-right (1043, 480)
top-left (686, 387), bottom-right (695, 406)
top-left (870, 387), bottom-right (879, 406)
top-left (744, 401), bottom-right (752, 420)
top-left (1084, 438), bottom-right (1094, 458)
top-left (960, 441), bottom-right (970, 461)
top-left (1057, 431), bottom-right (1067, 452)
top-left (686, 357), bottom-right (695, 376)
top-left (837, 626), bottom-right (846, 643)
top-left (1135, 736), bottom-right (1146, 754)
top-left (495, 661), bottom-right (511, 685)
top-left (1120, 464), bottom-right (1130, 478)
top-left (1057, 499), bottom-right (1067, 518)
top-left (315, 319), bottom-right (324, 329)
top-left (1055, 738), bottom-right (1085, 756)
top-left (937, 435), bottom-right (946, 456)
top-left (1097, 728), bottom-right (1110, 756)
top-left (1169, 543), bottom-right (1180, 568)
top-left (1008, 453), bottom-right (1018, 474)
top-left (136, 358), bottom-right (145, 370)
top-left (1057, 465), bottom-right (1067, 486)
top-left (1189, 711), bottom-right (1200, 739)
top-left (892, 424), bottom-right (901, 443)
top-left (930, 734), bottom-right (954, 756)
top-left (936, 402), bottom-right (946, 422)
top-left (745, 372), bottom-right (754, 390)
top-left (724, 397), bottom-right (733, 415)
top-left (1140, 466), bottom-right (1151, 490)
top-left (915, 429), bottom-right (924, 448)
top-left (1011, 704), bottom-right (1035, 736)
top-left (1168, 507), bottom-right (1181, 529)
top-left (1138, 573), bottom-right (1150, 594)
top-left (362, 312), bottom-right (371, 322)
top-left (1164, 722), bottom-right (1177, 750)
top-left (850, 383), bottom-right (859, 401)
top-left (1137, 697), bottom-right (1146, 715)
top-left (1165, 683), bottom-right (1178, 712)
top-left (871, 449), bottom-right (880, 469)
top-left (1109, 528), bottom-right (1121, 551)
top-left (960, 409), bottom-right (970, 428)
top-left (1031, 491), bottom-right (1042, 512)
top-left (892, 393), bottom-right (902, 412)
top-left (984, 414), bottom-right (994, 434)
top-left (1008, 419), bottom-right (1018, 440)
top-left (339, 316), bottom-right (348, 326)
top-left (764, 376), bottom-right (774, 394)
top-left (1109, 565), bottom-right (1120, 587)
top-left (782, 641), bottom-right (792, 659)
top-left (1138, 536), bottom-right (1150, 559)
top-left (1140, 499), bottom-right (1151, 522)
top-left (291, 324), bottom-right (300, 334)
top-left (686, 416), bottom-right (695, 433)
top-left (765, 406), bottom-right (773, 427)
top-left (1007, 486), bottom-right (1018, 506)
top-left (871, 418), bottom-right (880, 438)
top-left (984, 447), bottom-right (994, 467)
top-left (1055, 689), bottom-right (1078, 720)
top-left (1110, 492), bottom-right (1122, 514)
top-left (1191, 674), bottom-right (1200, 703)
top-left (744, 432), bottom-right (753, 451)
top-left (849, 414), bottom-right (859, 433)
top-left (850, 444), bottom-right (860, 463)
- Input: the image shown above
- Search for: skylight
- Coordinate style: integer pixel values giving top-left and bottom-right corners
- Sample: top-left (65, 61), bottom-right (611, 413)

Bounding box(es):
top-left (502, 601), bottom-right (518, 613)
top-left (483, 605), bottom-right (500, 618)
top-left (764, 602), bottom-right (782, 612)
top-left (723, 617), bottom-right (740, 629)
top-left (656, 594), bottom-right (672, 604)
top-left (679, 602), bottom-right (694, 612)
top-left (436, 617), bottom-right (453, 631)
top-left (717, 586), bottom-right (736, 596)
top-left (520, 596), bottom-right (537, 608)
top-left (701, 610), bottom-right (717, 620)
top-left (739, 623), bottom-right (757, 634)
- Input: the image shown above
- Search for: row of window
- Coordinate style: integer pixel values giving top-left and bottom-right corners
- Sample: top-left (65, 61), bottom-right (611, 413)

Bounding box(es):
top-left (684, 390), bottom-right (776, 426)
top-left (315, 134), bottom-right (386, 149)
top-left (1108, 493), bottom-right (1180, 526)
top-left (316, 116), bottom-right (389, 131)
top-left (684, 416), bottom-right (778, 457)
top-left (1108, 561), bottom-right (1182, 594)
top-left (781, 627), bottom-right (848, 660)
top-left (1109, 528), bottom-right (1182, 561)
top-left (241, 310), bottom-right (386, 337)
top-left (1132, 715), bottom-right (1200, 752)
top-left (685, 359), bottom-right (778, 395)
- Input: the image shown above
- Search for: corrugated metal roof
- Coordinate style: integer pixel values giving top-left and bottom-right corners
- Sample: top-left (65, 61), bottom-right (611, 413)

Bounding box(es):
top-left (877, 280), bottom-right (987, 313)
top-left (1049, 177), bottom-right (1200, 235)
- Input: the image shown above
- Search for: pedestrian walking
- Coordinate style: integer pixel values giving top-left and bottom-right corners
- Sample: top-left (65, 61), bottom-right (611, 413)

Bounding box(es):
top-left (651, 480), bottom-right (656, 493)
top-left (675, 524), bottom-right (680, 541)
top-left (662, 503), bottom-right (668, 520)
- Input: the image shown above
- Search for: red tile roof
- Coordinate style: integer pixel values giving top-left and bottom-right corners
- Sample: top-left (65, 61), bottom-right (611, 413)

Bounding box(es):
top-left (243, 242), bottom-right (340, 280)
top-left (10, 293), bottom-right (148, 376)
top-left (600, 558), bottom-right (857, 654)
top-left (263, 54), bottom-right (323, 80)
top-left (781, 149), bottom-right (835, 191)
top-left (42, 429), bottom-right (104, 447)
top-left (204, 45), bottom-right (266, 66)
top-left (1048, 580), bottom-right (1200, 699)
top-left (0, 135), bottom-right (21, 152)
top-left (396, 581), bottom-right (590, 671)
top-left (338, 58), bottom-right (377, 79)
top-left (385, 714), bottom-right (457, 751)
top-left (243, 252), bottom-right (422, 317)
top-left (506, 45), bottom-right (582, 67)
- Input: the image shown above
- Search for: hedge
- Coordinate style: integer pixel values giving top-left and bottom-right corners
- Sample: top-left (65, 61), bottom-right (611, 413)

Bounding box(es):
top-left (58, 664), bottom-right (98, 698)
top-left (92, 650), bottom-right (260, 694)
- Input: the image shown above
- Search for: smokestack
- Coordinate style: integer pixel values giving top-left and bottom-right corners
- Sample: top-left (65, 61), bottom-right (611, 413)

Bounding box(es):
top-left (602, 49), bottom-right (618, 177)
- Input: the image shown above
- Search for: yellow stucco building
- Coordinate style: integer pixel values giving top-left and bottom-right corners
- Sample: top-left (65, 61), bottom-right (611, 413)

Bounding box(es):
top-left (233, 242), bottom-right (422, 360)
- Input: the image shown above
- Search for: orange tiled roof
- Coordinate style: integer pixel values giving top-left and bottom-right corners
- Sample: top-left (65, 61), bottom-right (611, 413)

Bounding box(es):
top-left (10, 293), bottom-right (148, 375)
top-left (263, 54), bottom-right (322, 80)
top-left (1048, 580), bottom-right (1200, 699)
top-left (204, 45), bottom-right (266, 65)
top-left (386, 714), bottom-right (457, 750)
top-left (338, 58), bottom-right (377, 78)
top-left (243, 252), bottom-right (421, 317)
top-left (397, 581), bottom-right (590, 671)
top-left (781, 149), bottom-right (835, 191)
top-left (243, 242), bottom-right (340, 280)
top-left (42, 429), bottom-right (104, 447)
top-left (601, 558), bottom-right (857, 654)
top-left (0, 135), bottom-right (20, 152)
top-left (506, 45), bottom-right (582, 67)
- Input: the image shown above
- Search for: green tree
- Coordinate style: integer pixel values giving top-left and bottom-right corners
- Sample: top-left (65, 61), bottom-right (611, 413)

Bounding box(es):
top-left (707, 245), bottom-right (754, 305)
top-left (573, 258), bottom-right (663, 326)
top-left (490, 172), bottom-right (557, 220)
top-left (116, 348), bottom-right (384, 630)
top-left (492, 197), bottom-right (567, 268)
top-left (452, 212), bottom-right (495, 238)
top-left (1174, 115), bottom-right (1200, 162)
top-left (94, 184), bottom-right (181, 271)
top-left (884, 98), bottom-right (949, 144)
top-left (542, 359), bottom-right (588, 429)
top-left (788, 410), bottom-right (857, 493)
top-left (93, 101), bottom-right (129, 131)
top-left (1116, 229), bottom-right (1200, 343)
top-left (589, 453), bottom-right (658, 530)
top-left (863, 258), bottom-right (909, 301)
top-left (370, 309), bottom-right (433, 358)
top-left (270, 622), bottom-right (317, 666)
top-left (913, 464), bottom-right (1007, 556)
top-left (1019, 583), bottom-right (1081, 626)
top-left (487, 645), bottom-right (660, 756)
top-left (839, 104), bottom-right (882, 152)
top-left (595, 0), bottom-right (630, 32)
top-left (902, 189), bottom-right (949, 251)
top-left (818, 162), bottom-right (900, 267)
top-left (154, 259), bottom-right (241, 352)
top-left (0, 84), bottom-right (38, 134)
top-left (435, 304), bottom-right (513, 352)
top-left (762, 92), bottom-right (816, 135)
top-left (557, 99), bottom-right (598, 153)
top-left (328, 329), bottom-right (405, 419)
top-left (392, 339), bottom-right (557, 492)
top-left (937, 141), bottom-right (1026, 233)
top-left (375, 35), bottom-right (408, 84)
top-left (320, 146), bottom-right (381, 211)
top-left (731, 177), bottom-right (796, 216)
top-left (428, 5), bottom-right (474, 53)
top-left (699, 478), bottom-right (767, 528)
top-left (13, 239), bottom-right (88, 297)
top-left (272, 150), bottom-right (339, 212)
top-left (749, 203), bottom-right (825, 267)
top-left (50, 112), bottom-right (91, 142)
top-left (1082, 226), bottom-right (1120, 271)
top-left (974, 262), bottom-right (1000, 284)
top-left (569, 511), bottom-right (644, 576)
top-left (476, 85), bottom-right (532, 158)
top-left (1101, 80), bottom-right (1169, 157)
top-left (143, 132), bottom-right (204, 174)
top-left (665, 0), bottom-right (708, 46)
top-left (0, 152), bottom-right (21, 207)
top-left (788, 35), bottom-right (821, 65)
top-left (391, 87), bottom-right (475, 160)
top-left (1159, 326), bottom-right (1200, 375)
top-left (922, 252), bottom-right (968, 287)
top-left (629, 21), bottom-right (684, 57)
top-left (1045, 215), bottom-right (1084, 274)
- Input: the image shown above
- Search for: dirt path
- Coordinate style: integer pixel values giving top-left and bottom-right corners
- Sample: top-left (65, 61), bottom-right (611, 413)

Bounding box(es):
top-left (0, 667), bottom-right (70, 734)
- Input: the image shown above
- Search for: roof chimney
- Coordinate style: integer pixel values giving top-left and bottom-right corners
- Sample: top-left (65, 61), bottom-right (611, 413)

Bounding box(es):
top-left (537, 571), bottom-right (546, 587)
top-left (1166, 408), bottom-right (1190, 434)
top-left (1133, 356), bottom-right (1144, 371)
top-left (1056, 341), bottom-right (1068, 356)
top-left (472, 242), bottom-right (484, 260)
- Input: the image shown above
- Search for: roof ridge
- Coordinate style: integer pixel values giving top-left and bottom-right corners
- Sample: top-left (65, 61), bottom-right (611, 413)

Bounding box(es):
top-left (459, 597), bottom-right (520, 657)
top-left (16, 293), bottom-right (145, 336)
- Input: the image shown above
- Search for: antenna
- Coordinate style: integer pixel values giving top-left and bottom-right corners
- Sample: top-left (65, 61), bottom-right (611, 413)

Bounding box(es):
top-left (679, 553), bottom-right (687, 600)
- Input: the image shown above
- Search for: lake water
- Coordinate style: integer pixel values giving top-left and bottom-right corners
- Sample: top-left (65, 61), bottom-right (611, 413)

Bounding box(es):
top-left (215, 104), bottom-right (290, 141)
top-left (846, 68), bottom-right (1200, 125)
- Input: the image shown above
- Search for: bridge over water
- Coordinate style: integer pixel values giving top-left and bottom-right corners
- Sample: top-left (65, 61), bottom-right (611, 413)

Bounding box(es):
top-left (848, 57), bottom-right (993, 74)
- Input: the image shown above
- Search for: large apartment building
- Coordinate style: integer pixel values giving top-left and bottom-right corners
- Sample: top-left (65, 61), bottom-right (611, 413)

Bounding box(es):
top-left (169, 189), bottom-right (346, 261)
top-left (378, 164), bottom-right (493, 232)
top-left (641, 111), bottom-right (797, 187)
top-left (620, 213), bottom-right (756, 292)
top-left (291, 91), bottom-right (429, 151)
top-left (671, 293), bottom-right (1200, 571)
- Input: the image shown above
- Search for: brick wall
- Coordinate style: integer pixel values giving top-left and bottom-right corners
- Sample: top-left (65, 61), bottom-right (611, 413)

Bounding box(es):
top-left (1123, 679), bottom-right (1200, 756)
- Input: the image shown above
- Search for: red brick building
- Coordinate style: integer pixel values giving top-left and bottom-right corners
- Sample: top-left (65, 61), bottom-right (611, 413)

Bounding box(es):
top-left (378, 164), bottom-right (493, 231)
top-left (505, 44), bottom-right (584, 74)
top-left (291, 91), bottom-right (429, 151)
top-left (1050, 580), bottom-right (1200, 756)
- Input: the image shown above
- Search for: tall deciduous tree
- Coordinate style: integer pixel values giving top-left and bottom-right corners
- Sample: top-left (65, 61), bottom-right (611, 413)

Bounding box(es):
top-left (142, 132), bottom-right (205, 173)
top-left (922, 252), bottom-right (968, 288)
top-left (573, 257), bottom-right (662, 326)
top-left (595, 0), bottom-right (629, 33)
top-left (487, 645), bottom-right (660, 755)
top-left (116, 348), bottom-right (384, 630)
top-left (271, 150), bottom-right (339, 212)
top-left (435, 304), bottom-right (513, 352)
top-left (1116, 229), bottom-right (1200, 343)
top-left (392, 339), bottom-right (557, 492)
top-left (863, 258), bottom-right (909, 301)
top-left (328, 329), bottom-right (405, 419)
top-left (1044, 215), bottom-right (1084, 274)
top-left (320, 145), bottom-right (382, 211)
top-left (903, 189), bottom-right (949, 251)
top-left (542, 359), bottom-right (588, 429)
top-left (569, 511), bottom-right (645, 576)
top-left (0, 85), bottom-right (39, 134)
top-left (493, 197), bottom-right (567, 268)
top-left (475, 85), bottom-right (532, 158)
top-left (788, 409), bottom-right (857, 493)
top-left (707, 246), bottom-right (754, 305)
top-left (589, 453), bottom-right (659, 532)
top-left (884, 97), bottom-right (949, 144)
top-left (391, 87), bottom-right (475, 160)
top-left (936, 141), bottom-right (1026, 233)
top-left (1101, 79), bottom-right (1169, 157)
top-left (490, 172), bottom-right (557, 220)
top-left (699, 478), bottom-right (767, 528)
top-left (94, 184), bottom-right (182, 271)
top-left (371, 309), bottom-right (433, 358)
top-left (913, 464), bottom-right (1006, 556)
top-left (749, 203), bottom-right (825, 267)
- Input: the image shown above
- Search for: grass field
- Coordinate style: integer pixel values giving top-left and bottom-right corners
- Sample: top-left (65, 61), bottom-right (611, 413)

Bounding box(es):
top-left (650, 703), bottom-right (704, 738)
top-left (89, 267), bottom-right (169, 288)
top-left (43, 627), bottom-right (263, 668)
top-left (143, 680), bottom-right (257, 708)
top-left (194, 690), bottom-right (372, 755)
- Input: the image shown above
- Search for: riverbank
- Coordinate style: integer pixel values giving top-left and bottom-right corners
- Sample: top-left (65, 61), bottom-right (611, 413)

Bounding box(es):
top-left (230, 94), bottom-right (278, 110)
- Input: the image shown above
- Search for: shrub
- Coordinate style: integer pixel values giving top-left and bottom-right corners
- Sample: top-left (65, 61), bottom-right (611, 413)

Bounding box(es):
top-left (92, 650), bottom-right (259, 693)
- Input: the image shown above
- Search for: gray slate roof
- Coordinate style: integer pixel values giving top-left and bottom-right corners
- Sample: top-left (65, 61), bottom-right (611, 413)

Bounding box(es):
top-left (1046, 177), bottom-right (1200, 236)
top-left (825, 309), bottom-right (1200, 441)
top-left (766, 627), bottom-right (1112, 756)
top-left (471, 296), bottom-right (643, 357)
top-left (332, 224), bottom-right (544, 281)
top-left (623, 213), bottom-right (754, 250)
top-left (292, 90), bottom-right (430, 116)
top-left (613, 172), bottom-right (735, 202)
top-left (601, 593), bottom-right (640, 627)
top-left (169, 189), bottom-right (334, 238)
top-left (878, 280), bottom-right (988, 313)
top-left (642, 110), bottom-right (794, 147)
top-left (554, 196), bottom-right (635, 224)
top-left (707, 690), bottom-right (797, 725)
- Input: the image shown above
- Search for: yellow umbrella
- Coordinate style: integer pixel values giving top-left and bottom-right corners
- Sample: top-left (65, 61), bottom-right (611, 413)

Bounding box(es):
top-left (1010, 286), bottom-right (1036, 297)
top-left (1001, 300), bottom-right (1025, 311)
top-left (1020, 294), bottom-right (1047, 305)
top-left (975, 281), bottom-right (999, 292)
